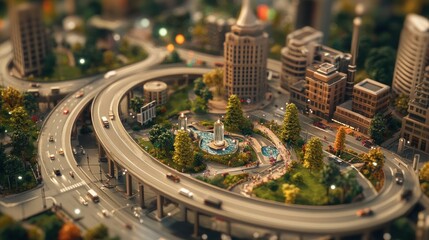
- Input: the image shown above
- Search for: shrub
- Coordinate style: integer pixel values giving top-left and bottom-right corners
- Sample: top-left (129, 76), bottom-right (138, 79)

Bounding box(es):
top-left (291, 173), bottom-right (304, 185)
top-left (267, 181), bottom-right (279, 191)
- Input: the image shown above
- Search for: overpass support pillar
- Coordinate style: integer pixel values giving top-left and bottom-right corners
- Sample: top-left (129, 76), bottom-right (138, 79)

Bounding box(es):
top-left (108, 158), bottom-right (115, 178)
top-left (71, 123), bottom-right (78, 140)
top-left (193, 210), bottom-right (199, 238)
top-left (226, 221), bottom-right (231, 236)
top-left (361, 232), bottom-right (370, 240)
top-left (156, 195), bottom-right (164, 220)
top-left (125, 173), bottom-right (132, 196)
top-left (138, 183), bottom-right (145, 208)
top-left (98, 144), bottom-right (107, 162)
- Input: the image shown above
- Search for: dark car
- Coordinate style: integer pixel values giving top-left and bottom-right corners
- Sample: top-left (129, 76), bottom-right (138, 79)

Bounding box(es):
top-left (166, 173), bottom-right (180, 183)
top-left (400, 189), bottom-right (413, 201)
top-left (53, 168), bottom-right (61, 176)
top-left (395, 169), bottom-right (404, 185)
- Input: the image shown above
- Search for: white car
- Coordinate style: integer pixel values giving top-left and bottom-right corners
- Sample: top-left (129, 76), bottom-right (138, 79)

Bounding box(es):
top-left (104, 70), bottom-right (117, 79)
top-left (178, 188), bottom-right (193, 198)
top-left (101, 209), bottom-right (110, 217)
top-left (79, 196), bottom-right (88, 206)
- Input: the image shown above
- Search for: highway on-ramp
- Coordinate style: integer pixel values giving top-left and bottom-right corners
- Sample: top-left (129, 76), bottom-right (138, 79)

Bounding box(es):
top-left (91, 66), bottom-right (422, 236)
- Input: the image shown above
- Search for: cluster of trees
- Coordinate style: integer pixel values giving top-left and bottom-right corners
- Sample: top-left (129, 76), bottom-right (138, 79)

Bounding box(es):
top-left (130, 96), bottom-right (145, 113)
top-left (0, 87), bottom-right (39, 192)
top-left (192, 77), bottom-right (213, 114)
top-left (224, 95), bottom-right (253, 135)
top-left (0, 211), bottom-right (118, 240)
top-left (369, 114), bottom-right (387, 145)
top-left (321, 162), bottom-right (362, 204)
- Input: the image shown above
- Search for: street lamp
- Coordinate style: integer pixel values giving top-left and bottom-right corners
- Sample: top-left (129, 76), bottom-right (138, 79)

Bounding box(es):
top-left (330, 184), bottom-right (336, 190)
top-left (79, 58), bottom-right (85, 65)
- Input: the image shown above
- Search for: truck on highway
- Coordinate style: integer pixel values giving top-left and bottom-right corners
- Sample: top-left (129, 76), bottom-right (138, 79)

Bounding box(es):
top-left (204, 196), bottom-right (222, 209)
top-left (87, 189), bottom-right (99, 203)
top-left (101, 116), bottom-right (109, 128)
top-left (51, 86), bottom-right (60, 94)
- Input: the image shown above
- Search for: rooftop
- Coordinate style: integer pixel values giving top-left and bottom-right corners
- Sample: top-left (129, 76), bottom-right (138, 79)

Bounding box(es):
top-left (355, 78), bottom-right (390, 94)
top-left (407, 14), bottom-right (429, 33)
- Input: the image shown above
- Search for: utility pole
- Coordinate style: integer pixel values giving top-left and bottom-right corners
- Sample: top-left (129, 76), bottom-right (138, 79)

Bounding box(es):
top-left (87, 155), bottom-right (90, 170)
top-left (41, 187), bottom-right (46, 209)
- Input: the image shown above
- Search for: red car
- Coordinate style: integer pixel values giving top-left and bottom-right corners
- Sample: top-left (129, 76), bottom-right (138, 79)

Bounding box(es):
top-left (166, 173), bottom-right (180, 183)
top-left (63, 109), bottom-right (69, 115)
top-left (356, 208), bottom-right (373, 217)
top-left (313, 121), bottom-right (327, 129)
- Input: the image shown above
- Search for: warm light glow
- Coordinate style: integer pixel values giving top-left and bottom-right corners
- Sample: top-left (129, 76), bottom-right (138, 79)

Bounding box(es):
top-left (140, 18), bottom-right (150, 28)
top-left (167, 44), bottom-right (175, 53)
top-left (79, 58), bottom-right (85, 64)
top-left (175, 34), bottom-right (185, 45)
top-left (330, 185), bottom-right (336, 190)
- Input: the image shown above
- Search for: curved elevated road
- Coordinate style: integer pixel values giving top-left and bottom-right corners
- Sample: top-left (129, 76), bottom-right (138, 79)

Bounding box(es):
top-left (91, 66), bottom-right (422, 235)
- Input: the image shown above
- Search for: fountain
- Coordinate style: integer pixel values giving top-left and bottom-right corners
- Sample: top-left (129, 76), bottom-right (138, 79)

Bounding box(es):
top-left (208, 119), bottom-right (229, 150)
top-left (178, 113), bottom-right (187, 131)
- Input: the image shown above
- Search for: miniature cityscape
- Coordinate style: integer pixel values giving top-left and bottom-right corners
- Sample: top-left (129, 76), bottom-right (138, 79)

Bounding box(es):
top-left (0, 0), bottom-right (428, 240)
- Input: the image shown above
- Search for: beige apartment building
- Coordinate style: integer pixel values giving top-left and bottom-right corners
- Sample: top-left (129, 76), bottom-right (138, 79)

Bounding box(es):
top-left (306, 62), bottom-right (346, 120)
top-left (143, 81), bottom-right (168, 106)
top-left (392, 14), bottom-right (429, 97)
top-left (401, 66), bottom-right (429, 153)
top-left (333, 79), bottom-right (390, 135)
top-left (223, 0), bottom-right (268, 104)
top-left (10, 3), bottom-right (49, 77)
top-left (280, 27), bottom-right (322, 90)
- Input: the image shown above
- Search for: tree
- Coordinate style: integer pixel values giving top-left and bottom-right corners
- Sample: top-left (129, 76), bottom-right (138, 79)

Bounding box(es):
top-left (282, 183), bottom-right (300, 204)
top-left (173, 130), bottom-right (194, 171)
top-left (280, 103), bottom-right (301, 145)
top-left (193, 77), bottom-right (206, 97)
top-left (224, 95), bottom-right (245, 132)
top-left (191, 96), bottom-right (208, 114)
top-left (394, 93), bottom-right (409, 115)
top-left (103, 50), bottom-right (115, 67)
top-left (129, 96), bottom-right (145, 113)
top-left (58, 222), bottom-right (82, 240)
top-left (42, 51), bottom-right (56, 76)
top-left (1, 87), bottom-right (23, 112)
top-left (303, 137), bottom-right (323, 172)
top-left (337, 170), bottom-right (362, 203)
top-left (361, 147), bottom-right (385, 179)
top-left (364, 46), bottom-right (396, 86)
top-left (23, 93), bottom-right (38, 114)
top-left (33, 214), bottom-right (63, 240)
top-left (419, 162), bottom-right (429, 183)
top-left (202, 68), bottom-right (223, 96)
top-left (200, 88), bottom-right (213, 102)
top-left (334, 127), bottom-right (346, 153)
top-left (149, 124), bottom-right (174, 155)
top-left (320, 162), bottom-right (341, 196)
top-left (369, 114), bottom-right (386, 145)
top-left (84, 224), bottom-right (108, 240)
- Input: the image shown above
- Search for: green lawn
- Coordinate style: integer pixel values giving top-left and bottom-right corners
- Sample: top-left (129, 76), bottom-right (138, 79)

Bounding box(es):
top-left (253, 165), bottom-right (328, 205)
top-left (162, 86), bottom-right (192, 118)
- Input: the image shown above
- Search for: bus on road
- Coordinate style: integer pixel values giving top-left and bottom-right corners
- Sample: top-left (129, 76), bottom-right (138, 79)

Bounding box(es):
top-left (87, 189), bottom-right (99, 203)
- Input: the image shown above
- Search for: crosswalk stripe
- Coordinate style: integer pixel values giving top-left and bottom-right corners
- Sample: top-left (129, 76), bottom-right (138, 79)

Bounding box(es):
top-left (60, 181), bottom-right (85, 193)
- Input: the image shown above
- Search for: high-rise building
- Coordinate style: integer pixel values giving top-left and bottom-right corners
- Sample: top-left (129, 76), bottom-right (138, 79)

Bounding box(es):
top-left (400, 66), bottom-right (429, 153)
top-left (392, 14), bottom-right (429, 98)
top-left (206, 15), bottom-right (235, 53)
top-left (223, 0), bottom-right (268, 104)
top-left (333, 79), bottom-right (390, 135)
top-left (294, 0), bottom-right (333, 43)
top-left (10, 3), bottom-right (49, 77)
top-left (280, 26), bottom-right (323, 90)
top-left (306, 62), bottom-right (347, 120)
top-left (281, 26), bottom-right (350, 91)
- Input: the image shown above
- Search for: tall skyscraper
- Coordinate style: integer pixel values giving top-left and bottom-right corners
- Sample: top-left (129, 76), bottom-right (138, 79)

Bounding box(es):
top-left (223, 0), bottom-right (268, 104)
top-left (400, 66), bottom-right (429, 153)
top-left (392, 14), bottom-right (429, 98)
top-left (294, 0), bottom-right (333, 43)
top-left (10, 3), bottom-right (49, 77)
